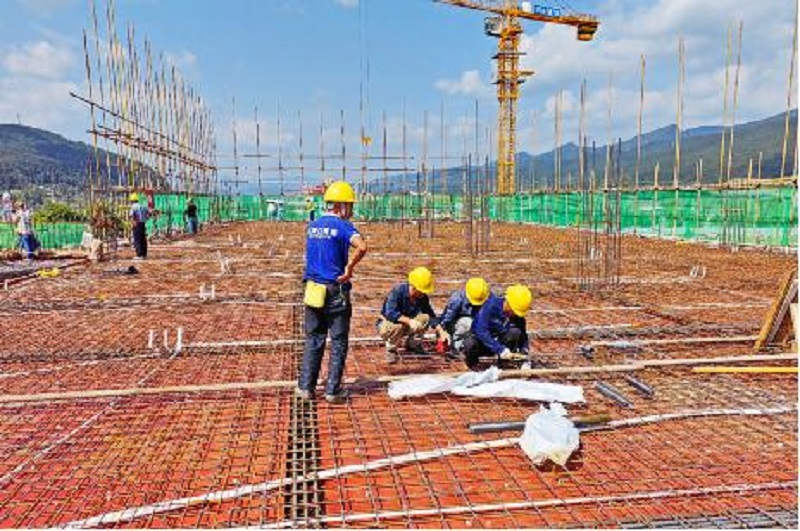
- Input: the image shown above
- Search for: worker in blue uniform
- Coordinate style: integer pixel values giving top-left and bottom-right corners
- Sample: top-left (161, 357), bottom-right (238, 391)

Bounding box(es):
top-left (378, 266), bottom-right (450, 364)
top-left (439, 277), bottom-right (491, 359)
top-left (296, 181), bottom-right (367, 404)
top-left (464, 284), bottom-right (533, 370)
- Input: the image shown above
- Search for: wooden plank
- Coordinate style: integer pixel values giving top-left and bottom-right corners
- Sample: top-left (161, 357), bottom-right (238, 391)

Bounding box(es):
top-left (755, 270), bottom-right (798, 351)
top-left (693, 366), bottom-right (799, 374)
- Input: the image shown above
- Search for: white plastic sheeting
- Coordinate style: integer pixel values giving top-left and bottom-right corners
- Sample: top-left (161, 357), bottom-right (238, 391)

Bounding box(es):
top-left (388, 367), bottom-right (584, 404)
top-left (387, 367), bottom-right (501, 399)
top-left (518, 403), bottom-right (581, 466)
top-left (451, 380), bottom-right (585, 404)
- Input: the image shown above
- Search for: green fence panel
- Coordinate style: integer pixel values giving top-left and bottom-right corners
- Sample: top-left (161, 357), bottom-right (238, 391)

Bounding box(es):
top-left (3, 186), bottom-right (794, 250)
top-left (1, 222), bottom-right (86, 250)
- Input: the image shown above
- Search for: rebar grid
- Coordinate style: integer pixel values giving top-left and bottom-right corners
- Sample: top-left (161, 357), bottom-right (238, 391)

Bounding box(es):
top-left (0, 221), bottom-right (796, 528)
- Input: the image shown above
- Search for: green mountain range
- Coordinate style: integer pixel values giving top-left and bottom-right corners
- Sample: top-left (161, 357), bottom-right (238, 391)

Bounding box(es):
top-left (0, 124), bottom-right (95, 191)
top-left (2, 108), bottom-right (796, 200)
top-left (371, 109), bottom-right (798, 193)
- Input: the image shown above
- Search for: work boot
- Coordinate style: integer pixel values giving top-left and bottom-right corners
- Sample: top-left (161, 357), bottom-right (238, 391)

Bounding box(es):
top-left (294, 387), bottom-right (314, 401)
top-left (325, 389), bottom-right (350, 404)
top-left (446, 349), bottom-right (465, 362)
top-left (405, 336), bottom-right (429, 356)
top-left (385, 342), bottom-right (398, 364)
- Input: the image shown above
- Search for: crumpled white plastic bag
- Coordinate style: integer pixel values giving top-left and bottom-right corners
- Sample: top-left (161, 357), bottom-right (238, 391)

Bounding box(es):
top-left (451, 380), bottom-right (585, 404)
top-left (388, 367), bottom-right (501, 399)
top-left (518, 403), bottom-right (580, 466)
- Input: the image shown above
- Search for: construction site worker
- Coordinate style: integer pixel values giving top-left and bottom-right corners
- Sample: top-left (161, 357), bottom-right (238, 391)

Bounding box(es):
top-left (14, 202), bottom-right (38, 262)
top-left (378, 266), bottom-right (449, 364)
top-left (129, 193), bottom-right (150, 260)
top-left (305, 197), bottom-right (316, 222)
top-left (184, 197), bottom-right (199, 235)
top-left (439, 277), bottom-right (491, 358)
top-left (266, 200), bottom-right (278, 221)
top-left (297, 181), bottom-right (367, 404)
top-left (463, 284), bottom-right (533, 370)
top-left (1, 192), bottom-right (12, 222)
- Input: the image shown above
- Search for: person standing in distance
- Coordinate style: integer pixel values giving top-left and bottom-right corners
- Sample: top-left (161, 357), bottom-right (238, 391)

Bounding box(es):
top-left (296, 181), bottom-right (367, 404)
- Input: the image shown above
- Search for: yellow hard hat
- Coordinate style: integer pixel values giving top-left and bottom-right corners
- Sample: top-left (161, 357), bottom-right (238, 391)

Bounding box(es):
top-left (129, 193), bottom-right (139, 202)
top-left (505, 284), bottom-right (533, 317)
top-left (323, 181), bottom-right (357, 203)
top-left (465, 277), bottom-right (490, 306)
top-left (408, 266), bottom-right (434, 295)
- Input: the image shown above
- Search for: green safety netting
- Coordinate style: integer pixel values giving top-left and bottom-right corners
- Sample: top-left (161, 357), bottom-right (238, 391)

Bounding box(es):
top-left (2, 187), bottom-right (796, 250)
top-left (1, 222), bottom-right (86, 250)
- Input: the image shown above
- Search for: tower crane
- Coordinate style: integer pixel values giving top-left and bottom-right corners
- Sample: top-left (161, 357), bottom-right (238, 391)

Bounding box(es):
top-left (436, 1), bottom-right (599, 195)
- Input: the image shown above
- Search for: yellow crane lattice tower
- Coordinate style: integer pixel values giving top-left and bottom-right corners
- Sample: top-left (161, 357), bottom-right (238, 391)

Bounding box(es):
top-left (437, 0), bottom-right (599, 195)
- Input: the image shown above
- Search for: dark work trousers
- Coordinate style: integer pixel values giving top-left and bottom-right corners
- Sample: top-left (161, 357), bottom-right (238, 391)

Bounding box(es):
top-left (463, 326), bottom-right (525, 369)
top-left (132, 222), bottom-right (148, 258)
top-left (298, 284), bottom-right (352, 396)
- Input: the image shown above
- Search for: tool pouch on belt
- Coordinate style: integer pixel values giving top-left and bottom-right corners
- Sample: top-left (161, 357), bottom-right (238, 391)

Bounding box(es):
top-left (303, 280), bottom-right (327, 309)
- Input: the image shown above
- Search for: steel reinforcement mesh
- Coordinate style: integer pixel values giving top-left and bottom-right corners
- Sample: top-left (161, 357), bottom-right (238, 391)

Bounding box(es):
top-left (0, 221), bottom-right (796, 528)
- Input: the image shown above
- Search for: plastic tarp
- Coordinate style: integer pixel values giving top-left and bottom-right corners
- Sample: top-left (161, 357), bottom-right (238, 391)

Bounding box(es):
top-left (518, 403), bottom-right (580, 466)
top-left (451, 379), bottom-right (585, 404)
top-left (387, 367), bottom-right (584, 404)
top-left (387, 367), bottom-right (501, 399)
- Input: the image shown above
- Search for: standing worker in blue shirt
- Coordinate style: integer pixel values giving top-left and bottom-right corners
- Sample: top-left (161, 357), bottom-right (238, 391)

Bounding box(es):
top-left (129, 193), bottom-right (150, 260)
top-left (439, 277), bottom-right (491, 359)
top-left (463, 284), bottom-right (533, 370)
top-left (378, 266), bottom-right (450, 364)
top-left (296, 181), bottom-right (367, 404)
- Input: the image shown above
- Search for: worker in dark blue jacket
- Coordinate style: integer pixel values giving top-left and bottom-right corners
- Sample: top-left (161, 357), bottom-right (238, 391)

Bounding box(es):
top-left (440, 277), bottom-right (491, 358)
top-left (378, 266), bottom-right (449, 364)
top-left (464, 284), bottom-right (533, 370)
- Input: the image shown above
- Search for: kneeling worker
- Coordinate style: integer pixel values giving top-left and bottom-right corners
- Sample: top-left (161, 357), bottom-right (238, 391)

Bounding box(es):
top-left (378, 266), bottom-right (449, 363)
top-left (464, 284), bottom-right (533, 370)
top-left (439, 277), bottom-right (491, 358)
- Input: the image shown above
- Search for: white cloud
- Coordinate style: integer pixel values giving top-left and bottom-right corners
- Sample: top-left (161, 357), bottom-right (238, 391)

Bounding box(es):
top-left (164, 50), bottom-right (200, 81)
top-left (509, 0), bottom-right (796, 151)
top-left (0, 77), bottom-right (82, 134)
top-left (434, 69), bottom-right (493, 98)
top-left (1, 40), bottom-right (75, 79)
top-left (334, 0), bottom-right (358, 8)
top-left (220, 117), bottom-right (297, 152)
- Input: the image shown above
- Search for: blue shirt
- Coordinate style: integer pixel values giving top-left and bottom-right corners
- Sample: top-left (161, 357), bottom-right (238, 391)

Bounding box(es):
top-left (304, 213), bottom-right (360, 285)
top-left (130, 204), bottom-right (149, 224)
top-left (471, 293), bottom-right (529, 355)
top-left (440, 289), bottom-right (481, 329)
top-left (380, 282), bottom-right (440, 327)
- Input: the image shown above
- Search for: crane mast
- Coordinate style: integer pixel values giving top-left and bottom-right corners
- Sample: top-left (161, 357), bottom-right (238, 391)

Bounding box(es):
top-left (437, 0), bottom-right (599, 195)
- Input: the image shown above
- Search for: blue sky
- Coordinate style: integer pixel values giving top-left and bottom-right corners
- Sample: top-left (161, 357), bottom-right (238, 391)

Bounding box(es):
top-left (0, 0), bottom-right (797, 190)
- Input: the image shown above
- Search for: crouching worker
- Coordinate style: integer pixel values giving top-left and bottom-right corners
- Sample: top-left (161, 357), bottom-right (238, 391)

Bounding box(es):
top-left (296, 181), bottom-right (367, 404)
top-left (439, 277), bottom-right (491, 359)
top-left (378, 266), bottom-right (449, 364)
top-left (464, 284), bottom-right (533, 370)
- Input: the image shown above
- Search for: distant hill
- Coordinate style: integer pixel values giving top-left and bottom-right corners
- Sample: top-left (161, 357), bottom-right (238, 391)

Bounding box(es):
top-left (0, 124), bottom-right (94, 191)
top-left (0, 124), bottom-right (165, 204)
top-left (3, 109), bottom-right (796, 200)
top-left (370, 109), bottom-right (798, 193)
